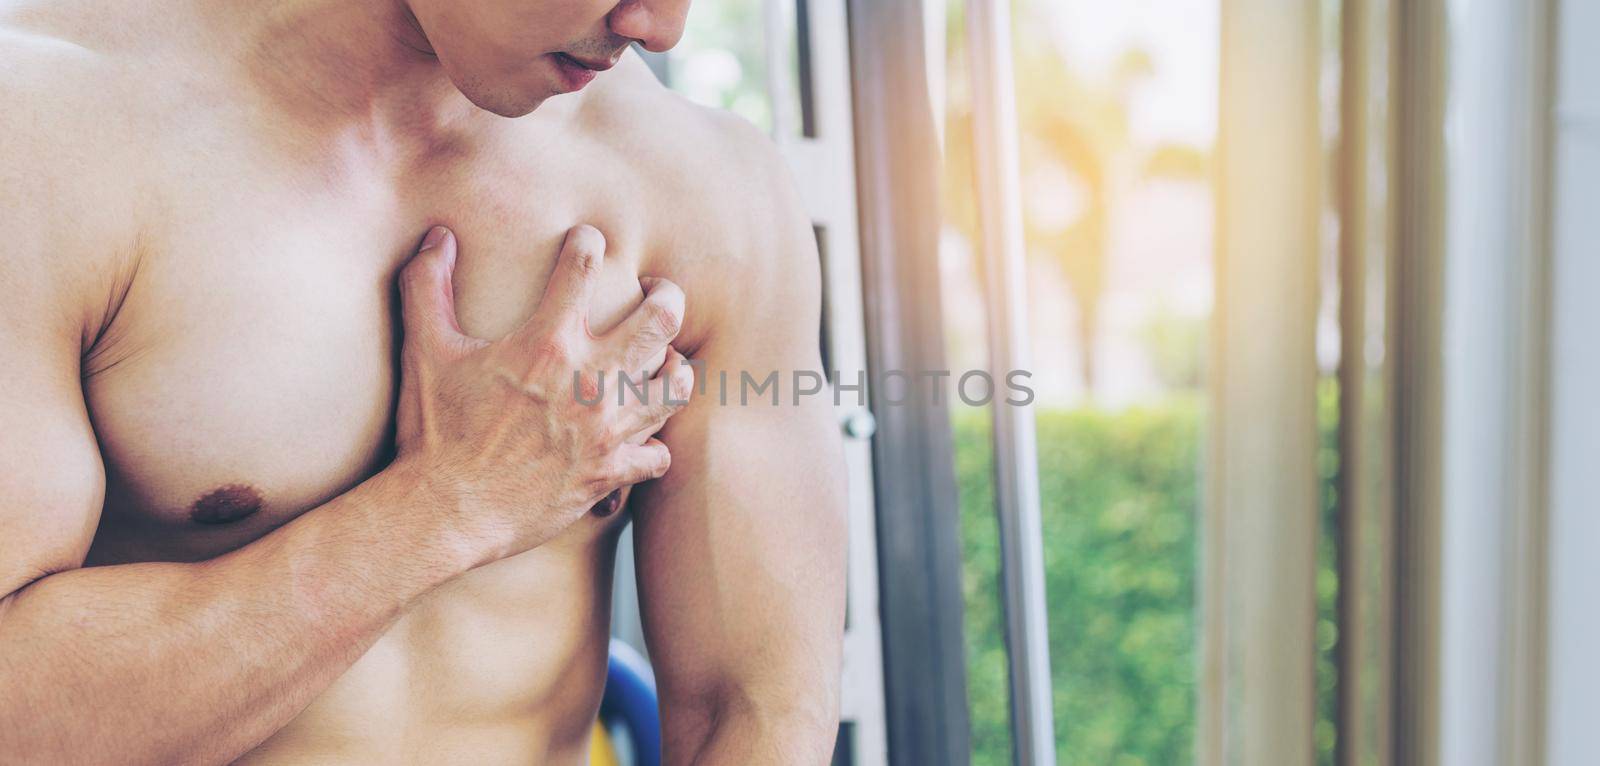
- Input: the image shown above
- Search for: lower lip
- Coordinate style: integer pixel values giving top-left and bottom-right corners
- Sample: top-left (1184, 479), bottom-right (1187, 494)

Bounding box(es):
top-left (553, 54), bottom-right (598, 92)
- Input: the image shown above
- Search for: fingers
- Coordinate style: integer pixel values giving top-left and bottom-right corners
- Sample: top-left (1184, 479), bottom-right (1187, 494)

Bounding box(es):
top-left (399, 226), bottom-right (468, 351)
top-left (611, 438), bottom-right (672, 487)
top-left (528, 225), bottom-right (606, 336)
top-left (606, 276), bottom-right (685, 372)
top-left (621, 346), bottom-right (695, 438)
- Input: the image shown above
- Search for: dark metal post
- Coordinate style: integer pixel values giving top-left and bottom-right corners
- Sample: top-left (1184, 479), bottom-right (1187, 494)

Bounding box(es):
top-left (846, 1), bottom-right (973, 764)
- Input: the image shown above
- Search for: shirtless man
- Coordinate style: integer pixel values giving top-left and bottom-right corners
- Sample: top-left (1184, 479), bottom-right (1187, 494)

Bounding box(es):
top-left (0, 0), bottom-right (848, 763)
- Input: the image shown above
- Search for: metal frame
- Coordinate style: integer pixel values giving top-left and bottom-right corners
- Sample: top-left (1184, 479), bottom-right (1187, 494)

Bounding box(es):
top-left (1433, 0), bottom-right (1555, 763)
top-left (1348, 2), bottom-right (1558, 763)
top-left (1544, 3), bottom-right (1600, 761)
top-left (846, 1), bottom-right (974, 764)
top-left (963, 2), bottom-right (1056, 765)
top-left (1390, 2), bottom-right (1448, 763)
top-left (1333, 1), bottom-right (1400, 764)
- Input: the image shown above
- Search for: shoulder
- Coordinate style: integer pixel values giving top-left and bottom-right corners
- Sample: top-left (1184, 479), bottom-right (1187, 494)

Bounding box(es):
top-left (0, 9), bottom-right (111, 168)
top-left (0, 0), bottom-right (179, 162)
top-left (581, 58), bottom-right (819, 355)
top-left (0, 5), bottom-right (152, 346)
top-left (0, 0), bottom-right (157, 102)
top-left (586, 57), bottom-right (802, 212)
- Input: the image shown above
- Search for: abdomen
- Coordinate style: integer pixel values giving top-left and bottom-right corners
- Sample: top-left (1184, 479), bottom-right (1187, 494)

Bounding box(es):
top-left (240, 522), bottom-right (624, 765)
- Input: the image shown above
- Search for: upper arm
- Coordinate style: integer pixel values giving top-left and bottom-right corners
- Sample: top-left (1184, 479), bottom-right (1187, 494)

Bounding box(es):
top-left (630, 114), bottom-right (849, 753)
top-left (0, 291), bottom-right (107, 597)
top-left (0, 49), bottom-right (117, 599)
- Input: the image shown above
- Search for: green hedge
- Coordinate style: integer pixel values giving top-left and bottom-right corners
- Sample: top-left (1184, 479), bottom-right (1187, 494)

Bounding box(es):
top-left (954, 396), bottom-right (1339, 766)
top-left (956, 402), bottom-right (1201, 766)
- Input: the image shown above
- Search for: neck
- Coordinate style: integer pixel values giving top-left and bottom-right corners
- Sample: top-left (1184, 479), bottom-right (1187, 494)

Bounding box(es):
top-left (235, 0), bottom-right (479, 137)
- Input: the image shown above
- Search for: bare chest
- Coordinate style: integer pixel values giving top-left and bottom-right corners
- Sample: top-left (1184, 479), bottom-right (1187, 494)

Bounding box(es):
top-left (82, 136), bottom-right (648, 564)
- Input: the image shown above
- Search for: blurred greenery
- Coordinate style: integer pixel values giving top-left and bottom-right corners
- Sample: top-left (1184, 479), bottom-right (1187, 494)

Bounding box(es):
top-left (1316, 377), bottom-right (1342, 766)
top-left (669, 0), bottom-right (773, 130)
top-left (955, 402), bottom-right (1200, 766)
top-left (955, 390), bottom-right (1341, 765)
top-left (1137, 309), bottom-right (1207, 391)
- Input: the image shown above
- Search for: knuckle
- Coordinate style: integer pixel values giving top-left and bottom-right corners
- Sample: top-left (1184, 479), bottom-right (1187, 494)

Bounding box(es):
top-left (528, 336), bottom-right (571, 367)
top-left (669, 377), bottom-right (693, 405)
top-left (572, 369), bottom-right (603, 403)
top-left (584, 473), bottom-right (614, 499)
top-left (647, 400), bottom-right (674, 424)
top-left (565, 226), bottom-right (605, 273)
top-left (571, 249), bottom-right (600, 278)
top-left (644, 300), bottom-right (682, 338)
top-left (399, 257), bottom-right (434, 294)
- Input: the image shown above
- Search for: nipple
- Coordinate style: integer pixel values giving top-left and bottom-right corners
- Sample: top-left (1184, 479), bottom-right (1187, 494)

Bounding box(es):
top-left (591, 489), bottom-right (624, 517)
top-left (190, 484), bottom-right (264, 525)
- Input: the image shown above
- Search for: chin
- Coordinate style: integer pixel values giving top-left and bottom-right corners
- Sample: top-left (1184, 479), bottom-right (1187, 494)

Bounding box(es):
top-left (437, 55), bottom-right (554, 118)
top-left (475, 93), bottom-right (549, 119)
top-left (451, 79), bottom-right (549, 118)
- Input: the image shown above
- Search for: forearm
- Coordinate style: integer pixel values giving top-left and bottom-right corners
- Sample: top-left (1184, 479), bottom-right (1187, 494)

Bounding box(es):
top-left (0, 463), bottom-right (474, 765)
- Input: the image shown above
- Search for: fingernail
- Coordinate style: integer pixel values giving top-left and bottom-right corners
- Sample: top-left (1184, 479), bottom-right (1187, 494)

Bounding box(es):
top-left (420, 226), bottom-right (450, 251)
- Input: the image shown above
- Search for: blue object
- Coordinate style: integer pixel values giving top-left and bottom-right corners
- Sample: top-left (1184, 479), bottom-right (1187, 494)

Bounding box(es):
top-left (601, 639), bottom-right (662, 766)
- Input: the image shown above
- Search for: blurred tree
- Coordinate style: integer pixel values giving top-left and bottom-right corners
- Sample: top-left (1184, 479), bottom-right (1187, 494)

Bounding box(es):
top-left (943, 2), bottom-right (1155, 398)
